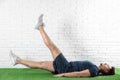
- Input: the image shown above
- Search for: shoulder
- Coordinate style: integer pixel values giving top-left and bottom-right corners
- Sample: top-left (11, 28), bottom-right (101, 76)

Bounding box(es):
top-left (88, 65), bottom-right (99, 77)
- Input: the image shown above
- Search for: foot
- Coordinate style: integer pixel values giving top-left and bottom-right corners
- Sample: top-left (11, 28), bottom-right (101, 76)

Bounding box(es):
top-left (9, 50), bottom-right (19, 66)
top-left (35, 14), bottom-right (45, 30)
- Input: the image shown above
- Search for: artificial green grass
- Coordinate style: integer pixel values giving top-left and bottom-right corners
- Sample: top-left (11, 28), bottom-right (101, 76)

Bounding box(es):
top-left (0, 68), bottom-right (120, 80)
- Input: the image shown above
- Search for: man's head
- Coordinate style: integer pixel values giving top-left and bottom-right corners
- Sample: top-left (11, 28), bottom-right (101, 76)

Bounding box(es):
top-left (99, 63), bottom-right (115, 75)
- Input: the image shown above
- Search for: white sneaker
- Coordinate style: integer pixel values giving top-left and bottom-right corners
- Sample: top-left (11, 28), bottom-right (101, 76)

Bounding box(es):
top-left (9, 50), bottom-right (19, 66)
top-left (35, 14), bottom-right (45, 30)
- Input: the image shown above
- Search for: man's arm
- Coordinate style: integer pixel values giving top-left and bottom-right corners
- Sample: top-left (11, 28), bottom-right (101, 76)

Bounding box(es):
top-left (55, 69), bottom-right (90, 77)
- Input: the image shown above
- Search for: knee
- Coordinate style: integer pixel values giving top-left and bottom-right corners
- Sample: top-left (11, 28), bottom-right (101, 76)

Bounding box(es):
top-left (29, 62), bottom-right (44, 68)
top-left (45, 42), bottom-right (54, 47)
top-left (37, 62), bottom-right (45, 68)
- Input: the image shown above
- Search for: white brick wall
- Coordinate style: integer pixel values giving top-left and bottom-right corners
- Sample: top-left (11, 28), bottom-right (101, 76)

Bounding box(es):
top-left (0, 0), bottom-right (120, 68)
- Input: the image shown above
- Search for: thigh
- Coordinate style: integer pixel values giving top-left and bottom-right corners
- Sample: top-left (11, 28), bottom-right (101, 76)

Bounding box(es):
top-left (53, 53), bottom-right (70, 74)
top-left (38, 61), bottom-right (55, 72)
top-left (49, 44), bottom-right (61, 59)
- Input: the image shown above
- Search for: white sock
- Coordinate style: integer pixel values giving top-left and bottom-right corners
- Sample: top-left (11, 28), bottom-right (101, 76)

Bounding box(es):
top-left (9, 50), bottom-right (19, 66)
top-left (35, 14), bottom-right (45, 30)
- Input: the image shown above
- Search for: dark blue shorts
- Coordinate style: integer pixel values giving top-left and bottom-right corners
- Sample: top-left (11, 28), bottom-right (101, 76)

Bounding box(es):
top-left (53, 53), bottom-right (71, 74)
top-left (53, 54), bottom-right (99, 77)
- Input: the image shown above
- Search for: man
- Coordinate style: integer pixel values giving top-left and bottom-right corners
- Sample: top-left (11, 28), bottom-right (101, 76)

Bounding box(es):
top-left (10, 14), bottom-right (115, 77)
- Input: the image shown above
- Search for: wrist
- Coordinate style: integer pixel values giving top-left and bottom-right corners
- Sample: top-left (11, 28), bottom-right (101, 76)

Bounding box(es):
top-left (62, 73), bottom-right (65, 76)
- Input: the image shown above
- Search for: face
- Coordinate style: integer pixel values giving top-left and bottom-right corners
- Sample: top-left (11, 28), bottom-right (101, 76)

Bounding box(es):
top-left (99, 63), bottom-right (112, 74)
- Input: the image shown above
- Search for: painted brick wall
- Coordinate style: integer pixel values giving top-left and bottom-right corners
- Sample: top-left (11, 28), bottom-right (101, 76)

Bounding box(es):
top-left (0, 0), bottom-right (120, 68)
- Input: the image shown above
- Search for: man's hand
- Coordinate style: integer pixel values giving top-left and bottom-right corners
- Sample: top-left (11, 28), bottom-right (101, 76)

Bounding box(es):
top-left (55, 73), bottom-right (64, 77)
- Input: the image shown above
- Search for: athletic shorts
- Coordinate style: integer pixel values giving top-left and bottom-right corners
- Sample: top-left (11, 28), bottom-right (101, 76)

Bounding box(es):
top-left (53, 53), bottom-right (71, 74)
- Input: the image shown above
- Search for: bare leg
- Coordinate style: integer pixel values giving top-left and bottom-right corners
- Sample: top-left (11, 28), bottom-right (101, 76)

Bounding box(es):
top-left (17, 58), bottom-right (55, 72)
top-left (39, 27), bottom-right (61, 59)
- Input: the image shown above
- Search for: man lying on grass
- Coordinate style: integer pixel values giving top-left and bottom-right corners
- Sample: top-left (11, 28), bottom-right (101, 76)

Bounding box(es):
top-left (10, 14), bottom-right (115, 77)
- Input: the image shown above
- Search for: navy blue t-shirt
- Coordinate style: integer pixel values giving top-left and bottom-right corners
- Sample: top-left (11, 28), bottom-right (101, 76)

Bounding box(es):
top-left (53, 54), bottom-right (99, 77)
top-left (69, 60), bottom-right (99, 77)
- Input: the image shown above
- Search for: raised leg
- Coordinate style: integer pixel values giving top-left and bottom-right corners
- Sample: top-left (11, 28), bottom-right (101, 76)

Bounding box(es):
top-left (35, 14), bottom-right (61, 60)
top-left (17, 58), bottom-right (55, 72)
top-left (39, 27), bottom-right (61, 59)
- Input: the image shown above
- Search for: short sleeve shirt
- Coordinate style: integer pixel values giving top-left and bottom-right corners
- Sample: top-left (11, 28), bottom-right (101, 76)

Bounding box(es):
top-left (69, 60), bottom-right (99, 77)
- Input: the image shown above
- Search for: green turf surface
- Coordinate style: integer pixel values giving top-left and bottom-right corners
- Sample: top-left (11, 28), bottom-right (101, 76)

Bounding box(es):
top-left (0, 68), bottom-right (120, 80)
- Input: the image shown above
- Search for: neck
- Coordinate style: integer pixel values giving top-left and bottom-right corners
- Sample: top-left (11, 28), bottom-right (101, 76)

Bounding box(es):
top-left (98, 66), bottom-right (101, 72)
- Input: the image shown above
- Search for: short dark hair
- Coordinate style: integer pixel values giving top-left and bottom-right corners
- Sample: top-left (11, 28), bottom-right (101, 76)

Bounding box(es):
top-left (102, 67), bottom-right (115, 75)
top-left (109, 67), bottom-right (115, 75)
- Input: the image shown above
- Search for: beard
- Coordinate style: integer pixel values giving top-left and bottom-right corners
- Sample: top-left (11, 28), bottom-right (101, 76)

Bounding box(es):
top-left (100, 63), bottom-right (103, 66)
